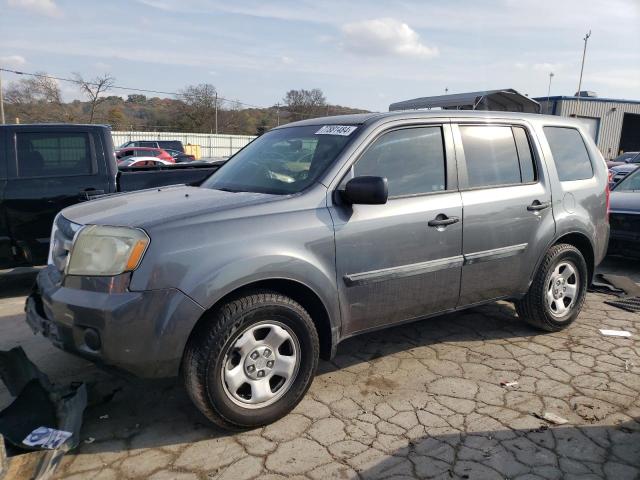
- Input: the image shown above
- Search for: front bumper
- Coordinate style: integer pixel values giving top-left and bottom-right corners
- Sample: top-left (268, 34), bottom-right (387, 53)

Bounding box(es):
top-left (26, 266), bottom-right (204, 378)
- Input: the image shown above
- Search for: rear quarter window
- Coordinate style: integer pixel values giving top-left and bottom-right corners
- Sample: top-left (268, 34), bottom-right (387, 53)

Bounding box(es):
top-left (15, 131), bottom-right (94, 178)
top-left (544, 127), bottom-right (594, 181)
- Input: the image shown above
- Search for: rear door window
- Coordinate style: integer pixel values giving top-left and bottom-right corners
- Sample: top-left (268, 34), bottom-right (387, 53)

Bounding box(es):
top-left (351, 126), bottom-right (446, 197)
top-left (459, 125), bottom-right (521, 188)
top-left (15, 132), bottom-right (94, 178)
top-left (543, 127), bottom-right (593, 181)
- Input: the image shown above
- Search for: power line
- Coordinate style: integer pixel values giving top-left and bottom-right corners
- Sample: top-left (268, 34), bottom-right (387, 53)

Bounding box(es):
top-left (0, 67), bottom-right (329, 118)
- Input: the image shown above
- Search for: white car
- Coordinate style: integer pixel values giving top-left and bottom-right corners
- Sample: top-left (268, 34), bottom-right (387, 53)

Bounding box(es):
top-left (117, 157), bottom-right (174, 167)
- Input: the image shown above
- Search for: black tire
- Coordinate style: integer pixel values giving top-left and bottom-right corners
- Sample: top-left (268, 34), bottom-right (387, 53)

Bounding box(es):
top-left (181, 289), bottom-right (319, 430)
top-left (516, 243), bottom-right (588, 332)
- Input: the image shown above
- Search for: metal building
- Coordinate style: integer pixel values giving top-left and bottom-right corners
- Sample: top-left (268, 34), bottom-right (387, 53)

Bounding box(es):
top-left (534, 96), bottom-right (640, 160)
top-left (389, 89), bottom-right (541, 113)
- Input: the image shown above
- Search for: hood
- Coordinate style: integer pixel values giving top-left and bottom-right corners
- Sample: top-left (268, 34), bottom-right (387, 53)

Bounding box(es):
top-left (61, 185), bottom-right (280, 227)
top-left (610, 163), bottom-right (639, 174)
top-left (610, 190), bottom-right (640, 214)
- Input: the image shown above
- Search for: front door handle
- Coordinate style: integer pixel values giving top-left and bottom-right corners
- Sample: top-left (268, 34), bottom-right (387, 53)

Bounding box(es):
top-left (428, 215), bottom-right (460, 227)
top-left (527, 200), bottom-right (550, 212)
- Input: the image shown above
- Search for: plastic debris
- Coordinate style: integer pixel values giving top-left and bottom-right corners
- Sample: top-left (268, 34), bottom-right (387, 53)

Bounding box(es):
top-left (99, 415), bottom-right (109, 420)
top-left (500, 380), bottom-right (519, 388)
top-left (84, 437), bottom-right (96, 445)
top-left (535, 412), bottom-right (569, 425)
top-left (599, 329), bottom-right (632, 337)
top-left (22, 427), bottom-right (72, 450)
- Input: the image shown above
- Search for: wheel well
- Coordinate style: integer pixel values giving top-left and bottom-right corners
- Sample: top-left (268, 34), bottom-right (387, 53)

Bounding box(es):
top-left (191, 279), bottom-right (334, 361)
top-left (554, 233), bottom-right (595, 283)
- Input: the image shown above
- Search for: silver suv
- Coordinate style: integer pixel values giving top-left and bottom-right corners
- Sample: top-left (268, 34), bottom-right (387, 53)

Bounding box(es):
top-left (27, 111), bottom-right (609, 429)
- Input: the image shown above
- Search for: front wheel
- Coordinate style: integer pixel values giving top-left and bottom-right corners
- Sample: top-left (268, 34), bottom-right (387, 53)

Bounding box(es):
top-left (516, 243), bottom-right (588, 331)
top-left (182, 290), bottom-right (319, 430)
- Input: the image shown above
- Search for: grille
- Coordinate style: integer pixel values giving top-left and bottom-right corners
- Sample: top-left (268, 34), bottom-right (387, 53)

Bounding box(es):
top-left (50, 215), bottom-right (82, 273)
top-left (613, 171), bottom-right (629, 183)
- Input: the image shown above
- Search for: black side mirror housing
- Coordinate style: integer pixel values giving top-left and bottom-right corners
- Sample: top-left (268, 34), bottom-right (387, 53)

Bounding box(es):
top-left (342, 176), bottom-right (388, 205)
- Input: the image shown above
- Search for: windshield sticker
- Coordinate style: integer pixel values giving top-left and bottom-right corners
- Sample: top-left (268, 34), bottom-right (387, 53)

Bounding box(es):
top-left (315, 125), bottom-right (357, 136)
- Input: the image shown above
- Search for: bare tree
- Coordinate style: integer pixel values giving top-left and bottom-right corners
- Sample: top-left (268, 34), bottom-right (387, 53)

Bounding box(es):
top-left (179, 83), bottom-right (220, 132)
top-left (4, 72), bottom-right (66, 122)
top-left (283, 88), bottom-right (327, 122)
top-left (74, 73), bottom-right (115, 122)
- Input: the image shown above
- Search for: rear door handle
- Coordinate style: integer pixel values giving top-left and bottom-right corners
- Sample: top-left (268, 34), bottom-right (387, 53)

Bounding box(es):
top-left (527, 200), bottom-right (550, 212)
top-left (428, 215), bottom-right (460, 227)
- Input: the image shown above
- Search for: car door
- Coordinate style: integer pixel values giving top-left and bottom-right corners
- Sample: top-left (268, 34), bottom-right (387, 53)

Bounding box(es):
top-left (329, 124), bottom-right (463, 336)
top-left (453, 122), bottom-right (556, 306)
top-left (3, 128), bottom-right (108, 265)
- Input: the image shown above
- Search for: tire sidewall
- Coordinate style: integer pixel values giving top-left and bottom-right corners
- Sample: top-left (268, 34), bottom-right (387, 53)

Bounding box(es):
top-left (541, 247), bottom-right (588, 328)
top-left (205, 303), bottom-right (317, 428)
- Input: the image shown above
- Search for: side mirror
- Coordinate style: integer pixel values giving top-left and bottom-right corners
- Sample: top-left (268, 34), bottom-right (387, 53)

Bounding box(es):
top-left (342, 176), bottom-right (388, 205)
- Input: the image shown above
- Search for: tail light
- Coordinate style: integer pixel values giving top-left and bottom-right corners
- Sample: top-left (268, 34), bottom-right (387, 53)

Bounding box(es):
top-left (605, 180), bottom-right (611, 222)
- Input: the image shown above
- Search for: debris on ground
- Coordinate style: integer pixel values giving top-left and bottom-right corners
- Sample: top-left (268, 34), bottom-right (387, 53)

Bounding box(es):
top-left (500, 380), bottom-right (519, 388)
top-left (0, 347), bottom-right (87, 480)
top-left (604, 296), bottom-right (640, 314)
top-left (99, 414), bottom-right (109, 420)
top-left (599, 329), bottom-right (632, 337)
top-left (83, 437), bottom-right (95, 445)
top-left (590, 274), bottom-right (640, 313)
top-left (534, 412), bottom-right (569, 425)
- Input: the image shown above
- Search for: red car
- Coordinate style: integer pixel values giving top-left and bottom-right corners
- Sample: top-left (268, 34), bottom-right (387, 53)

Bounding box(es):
top-left (115, 147), bottom-right (175, 163)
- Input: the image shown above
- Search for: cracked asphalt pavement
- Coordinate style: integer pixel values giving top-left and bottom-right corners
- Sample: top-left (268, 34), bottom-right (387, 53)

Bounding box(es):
top-left (1, 257), bottom-right (639, 480)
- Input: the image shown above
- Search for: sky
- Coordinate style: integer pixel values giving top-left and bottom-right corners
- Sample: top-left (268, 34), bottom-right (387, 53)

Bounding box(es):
top-left (1, 0), bottom-right (639, 112)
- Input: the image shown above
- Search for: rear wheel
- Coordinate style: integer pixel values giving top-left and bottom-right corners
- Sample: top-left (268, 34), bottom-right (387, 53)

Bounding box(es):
top-left (182, 290), bottom-right (319, 430)
top-left (516, 244), bottom-right (588, 331)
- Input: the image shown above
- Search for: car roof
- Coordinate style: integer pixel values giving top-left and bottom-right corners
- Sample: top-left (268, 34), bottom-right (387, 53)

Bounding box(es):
top-left (120, 156), bottom-right (166, 161)
top-left (275, 110), bottom-right (582, 129)
top-left (118, 147), bottom-right (161, 150)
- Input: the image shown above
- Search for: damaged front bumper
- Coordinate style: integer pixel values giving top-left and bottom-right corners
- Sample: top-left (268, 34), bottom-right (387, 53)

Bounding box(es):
top-left (25, 266), bottom-right (204, 378)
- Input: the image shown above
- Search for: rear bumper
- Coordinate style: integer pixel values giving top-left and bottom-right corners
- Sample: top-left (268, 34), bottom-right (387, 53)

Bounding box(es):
top-left (26, 266), bottom-right (204, 378)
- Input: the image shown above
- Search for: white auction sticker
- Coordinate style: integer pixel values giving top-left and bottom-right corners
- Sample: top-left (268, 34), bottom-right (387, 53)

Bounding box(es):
top-left (315, 125), bottom-right (357, 136)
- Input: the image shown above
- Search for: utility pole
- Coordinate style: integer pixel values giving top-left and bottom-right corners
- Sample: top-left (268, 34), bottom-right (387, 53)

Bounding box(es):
top-left (576, 30), bottom-right (591, 105)
top-left (276, 103), bottom-right (280, 126)
top-left (0, 68), bottom-right (5, 124)
top-left (546, 72), bottom-right (555, 114)
top-left (214, 92), bottom-right (218, 134)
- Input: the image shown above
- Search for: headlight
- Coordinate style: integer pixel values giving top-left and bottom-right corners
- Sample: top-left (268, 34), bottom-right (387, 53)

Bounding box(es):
top-left (66, 225), bottom-right (150, 276)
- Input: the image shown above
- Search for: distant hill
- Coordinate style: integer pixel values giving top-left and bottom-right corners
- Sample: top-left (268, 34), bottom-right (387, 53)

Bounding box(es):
top-left (4, 93), bottom-right (370, 135)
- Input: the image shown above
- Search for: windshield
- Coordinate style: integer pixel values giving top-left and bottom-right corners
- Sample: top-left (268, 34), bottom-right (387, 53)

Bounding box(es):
top-left (615, 168), bottom-right (640, 192)
top-left (202, 125), bottom-right (358, 195)
top-left (615, 152), bottom-right (639, 162)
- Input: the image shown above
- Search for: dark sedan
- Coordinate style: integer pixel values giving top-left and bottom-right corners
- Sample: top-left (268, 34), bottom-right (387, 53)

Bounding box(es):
top-left (608, 167), bottom-right (640, 258)
top-left (607, 151), bottom-right (639, 168)
top-left (609, 155), bottom-right (640, 186)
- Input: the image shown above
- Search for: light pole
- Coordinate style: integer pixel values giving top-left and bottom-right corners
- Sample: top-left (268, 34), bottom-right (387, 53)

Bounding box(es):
top-left (576, 30), bottom-right (591, 103)
top-left (546, 72), bottom-right (555, 114)
top-left (0, 68), bottom-right (5, 124)
top-left (214, 92), bottom-right (218, 134)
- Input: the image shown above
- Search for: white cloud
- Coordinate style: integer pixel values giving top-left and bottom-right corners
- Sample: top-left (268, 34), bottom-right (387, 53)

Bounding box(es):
top-left (533, 63), bottom-right (563, 72)
top-left (0, 54), bottom-right (27, 67)
top-left (341, 18), bottom-right (438, 58)
top-left (280, 56), bottom-right (293, 65)
top-left (515, 62), bottom-right (563, 73)
top-left (93, 61), bottom-right (111, 71)
top-left (7, 0), bottom-right (61, 17)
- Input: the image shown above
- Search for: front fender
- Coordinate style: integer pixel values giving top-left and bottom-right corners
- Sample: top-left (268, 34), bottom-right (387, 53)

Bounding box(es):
top-left (190, 254), bottom-right (340, 328)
